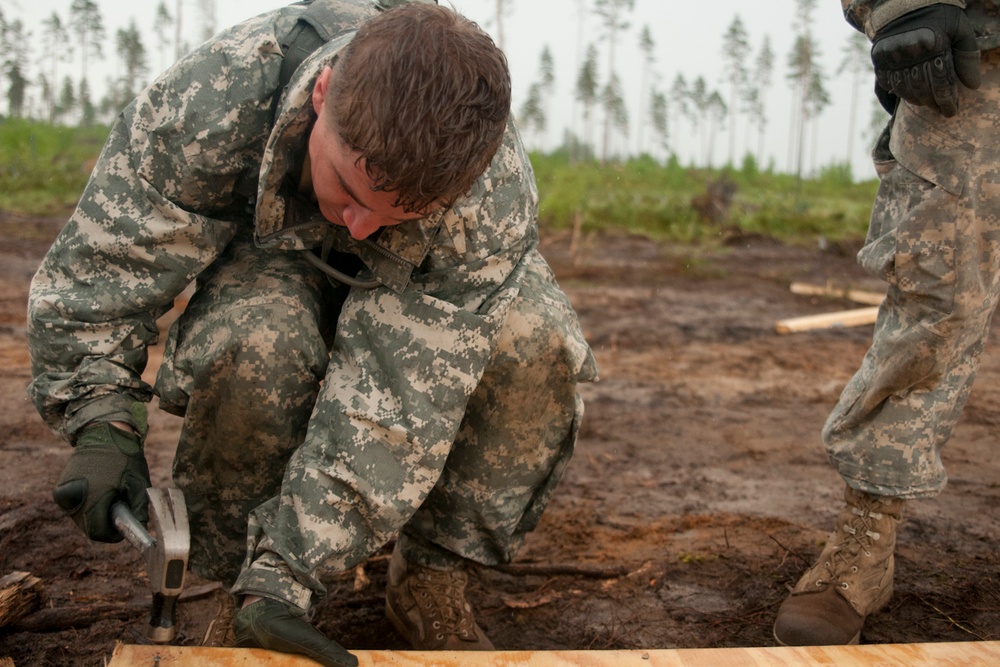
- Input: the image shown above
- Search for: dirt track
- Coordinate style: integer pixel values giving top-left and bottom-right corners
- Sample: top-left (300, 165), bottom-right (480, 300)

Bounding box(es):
top-left (2, 214), bottom-right (999, 665)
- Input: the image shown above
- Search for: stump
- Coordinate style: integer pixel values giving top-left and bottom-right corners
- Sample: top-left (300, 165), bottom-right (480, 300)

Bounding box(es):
top-left (0, 571), bottom-right (44, 628)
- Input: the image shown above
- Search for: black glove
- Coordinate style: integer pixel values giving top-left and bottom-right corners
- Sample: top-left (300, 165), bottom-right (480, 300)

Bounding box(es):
top-left (871, 4), bottom-right (981, 117)
top-left (874, 79), bottom-right (900, 114)
top-left (52, 423), bottom-right (151, 543)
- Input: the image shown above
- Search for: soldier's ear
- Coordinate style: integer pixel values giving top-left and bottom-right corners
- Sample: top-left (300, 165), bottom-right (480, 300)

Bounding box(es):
top-left (312, 66), bottom-right (333, 114)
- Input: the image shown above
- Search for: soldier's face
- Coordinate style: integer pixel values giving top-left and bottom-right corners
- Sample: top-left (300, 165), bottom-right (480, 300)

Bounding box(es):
top-left (308, 66), bottom-right (424, 240)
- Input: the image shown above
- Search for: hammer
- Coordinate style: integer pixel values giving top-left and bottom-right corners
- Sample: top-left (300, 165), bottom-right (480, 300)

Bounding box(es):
top-left (111, 487), bottom-right (190, 643)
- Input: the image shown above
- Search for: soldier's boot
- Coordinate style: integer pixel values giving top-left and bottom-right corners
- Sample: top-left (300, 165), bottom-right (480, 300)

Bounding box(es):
top-left (201, 591), bottom-right (237, 647)
top-left (773, 484), bottom-right (905, 646)
top-left (385, 545), bottom-right (494, 650)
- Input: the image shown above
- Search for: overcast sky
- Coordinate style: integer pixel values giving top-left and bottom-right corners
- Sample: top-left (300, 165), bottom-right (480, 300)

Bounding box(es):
top-left (8, 0), bottom-right (880, 179)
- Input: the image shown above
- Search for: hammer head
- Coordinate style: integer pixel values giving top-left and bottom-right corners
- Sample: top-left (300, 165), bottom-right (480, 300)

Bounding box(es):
top-left (144, 487), bottom-right (190, 642)
top-left (114, 488), bottom-right (190, 642)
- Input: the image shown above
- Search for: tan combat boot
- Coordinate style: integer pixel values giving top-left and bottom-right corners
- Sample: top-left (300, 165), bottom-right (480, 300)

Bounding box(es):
top-left (201, 591), bottom-right (237, 647)
top-left (385, 545), bottom-right (494, 650)
top-left (773, 484), bottom-right (904, 646)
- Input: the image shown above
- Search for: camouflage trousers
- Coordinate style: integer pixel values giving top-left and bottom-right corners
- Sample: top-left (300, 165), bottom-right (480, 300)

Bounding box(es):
top-left (823, 48), bottom-right (1000, 499)
top-left (155, 228), bottom-right (596, 602)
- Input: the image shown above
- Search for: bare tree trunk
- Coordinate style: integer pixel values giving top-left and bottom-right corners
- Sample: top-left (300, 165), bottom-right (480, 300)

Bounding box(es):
top-left (495, 0), bottom-right (506, 52)
top-left (786, 89), bottom-right (798, 172)
top-left (175, 0), bottom-right (184, 61)
top-left (846, 68), bottom-right (859, 166)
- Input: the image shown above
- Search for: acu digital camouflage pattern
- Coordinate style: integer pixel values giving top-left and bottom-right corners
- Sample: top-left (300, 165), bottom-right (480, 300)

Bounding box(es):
top-left (842, 0), bottom-right (1000, 48)
top-left (27, 0), bottom-right (598, 600)
top-left (27, 0), bottom-right (380, 438)
top-left (823, 49), bottom-right (1000, 500)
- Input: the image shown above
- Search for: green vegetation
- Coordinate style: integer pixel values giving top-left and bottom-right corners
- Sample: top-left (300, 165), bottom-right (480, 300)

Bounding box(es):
top-left (0, 119), bottom-right (109, 215)
top-left (531, 150), bottom-right (880, 246)
top-left (1, 121), bottom-right (879, 246)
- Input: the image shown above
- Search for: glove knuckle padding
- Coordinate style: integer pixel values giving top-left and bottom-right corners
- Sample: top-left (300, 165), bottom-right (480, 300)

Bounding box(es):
top-left (52, 478), bottom-right (88, 513)
top-left (52, 423), bottom-right (151, 542)
top-left (872, 27), bottom-right (940, 67)
top-left (871, 4), bottom-right (980, 115)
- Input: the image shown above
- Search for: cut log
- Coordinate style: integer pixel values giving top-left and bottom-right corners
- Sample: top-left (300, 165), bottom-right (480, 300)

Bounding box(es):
top-left (0, 571), bottom-right (44, 628)
top-left (493, 562), bottom-right (628, 579)
top-left (11, 601), bottom-right (147, 633)
top-left (776, 306), bottom-right (880, 334)
top-left (9, 581), bottom-right (221, 634)
top-left (107, 640), bottom-right (1000, 666)
top-left (789, 282), bottom-right (886, 306)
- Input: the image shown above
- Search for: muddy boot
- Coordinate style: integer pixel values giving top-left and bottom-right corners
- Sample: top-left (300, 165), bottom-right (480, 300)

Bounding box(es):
top-left (200, 591), bottom-right (236, 647)
top-left (773, 484), bottom-right (904, 646)
top-left (385, 545), bottom-right (494, 650)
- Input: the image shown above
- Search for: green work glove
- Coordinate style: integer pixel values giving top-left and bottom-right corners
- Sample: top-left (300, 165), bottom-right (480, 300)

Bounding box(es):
top-left (52, 423), bottom-right (151, 543)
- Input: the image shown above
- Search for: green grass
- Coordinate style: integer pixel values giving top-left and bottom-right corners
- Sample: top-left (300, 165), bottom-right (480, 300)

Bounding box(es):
top-left (531, 151), bottom-right (879, 246)
top-left (0, 120), bottom-right (879, 246)
top-left (0, 118), bottom-right (109, 215)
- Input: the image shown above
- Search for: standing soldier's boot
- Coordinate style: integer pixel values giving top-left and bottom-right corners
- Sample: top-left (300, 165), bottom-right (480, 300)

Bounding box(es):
top-left (773, 484), bottom-right (905, 645)
top-left (385, 545), bottom-right (494, 650)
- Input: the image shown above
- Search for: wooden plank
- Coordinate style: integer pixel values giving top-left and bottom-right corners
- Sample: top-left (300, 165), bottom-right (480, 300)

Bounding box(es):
top-left (789, 282), bottom-right (886, 306)
top-left (109, 641), bottom-right (1000, 666)
top-left (775, 306), bottom-right (880, 334)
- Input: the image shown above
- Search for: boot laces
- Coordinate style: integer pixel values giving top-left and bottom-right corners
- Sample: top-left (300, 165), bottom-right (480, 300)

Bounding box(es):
top-left (815, 501), bottom-right (885, 589)
top-left (410, 567), bottom-right (476, 641)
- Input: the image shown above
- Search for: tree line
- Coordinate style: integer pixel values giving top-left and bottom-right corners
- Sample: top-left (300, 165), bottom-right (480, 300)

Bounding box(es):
top-left (0, 0), bottom-right (217, 127)
top-left (1, 0), bottom-right (888, 175)
top-left (508, 0), bottom-right (888, 175)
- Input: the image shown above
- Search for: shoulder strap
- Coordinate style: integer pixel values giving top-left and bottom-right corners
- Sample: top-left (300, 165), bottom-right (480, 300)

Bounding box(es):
top-left (276, 0), bottom-right (439, 97)
top-left (271, 1), bottom-right (333, 121)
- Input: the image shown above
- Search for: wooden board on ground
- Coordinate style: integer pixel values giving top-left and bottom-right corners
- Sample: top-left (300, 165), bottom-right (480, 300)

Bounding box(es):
top-left (776, 282), bottom-right (886, 334)
top-left (775, 306), bottom-right (880, 334)
top-left (108, 641), bottom-right (1000, 666)
top-left (789, 282), bottom-right (886, 306)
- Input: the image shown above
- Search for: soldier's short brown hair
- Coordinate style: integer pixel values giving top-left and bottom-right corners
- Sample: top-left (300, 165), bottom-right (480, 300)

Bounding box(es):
top-left (326, 3), bottom-right (511, 213)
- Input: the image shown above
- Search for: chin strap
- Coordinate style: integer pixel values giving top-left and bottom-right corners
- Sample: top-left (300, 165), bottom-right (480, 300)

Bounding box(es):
top-left (304, 230), bottom-right (381, 289)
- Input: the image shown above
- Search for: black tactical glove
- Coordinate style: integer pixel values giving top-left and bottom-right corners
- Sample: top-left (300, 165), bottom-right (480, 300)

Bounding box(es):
top-left (871, 4), bottom-right (981, 117)
top-left (874, 78), bottom-right (901, 114)
top-left (235, 598), bottom-right (359, 667)
top-left (52, 423), bottom-right (151, 543)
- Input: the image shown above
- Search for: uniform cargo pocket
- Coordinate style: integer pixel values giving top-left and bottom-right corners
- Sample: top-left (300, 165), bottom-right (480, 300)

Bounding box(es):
top-left (858, 106), bottom-right (971, 319)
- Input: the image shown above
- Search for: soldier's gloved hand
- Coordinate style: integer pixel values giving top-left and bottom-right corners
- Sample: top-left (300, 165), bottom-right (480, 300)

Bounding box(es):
top-left (52, 423), bottom-right (151, 543)
top-left (871, 3), bottom-right (981, 117)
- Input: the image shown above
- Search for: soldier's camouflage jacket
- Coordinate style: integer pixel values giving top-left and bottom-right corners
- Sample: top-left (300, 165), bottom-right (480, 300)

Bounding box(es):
top-left (844, 0), bottom-right (1000, 49)
top-left (27, 0), bottom-right (594, 442)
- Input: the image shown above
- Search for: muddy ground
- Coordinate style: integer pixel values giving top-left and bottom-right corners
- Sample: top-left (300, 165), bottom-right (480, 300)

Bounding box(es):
top-left (1, 211), bottom-right (999, 666)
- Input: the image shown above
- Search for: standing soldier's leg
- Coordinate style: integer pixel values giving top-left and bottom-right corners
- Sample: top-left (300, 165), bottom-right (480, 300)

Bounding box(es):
top-left (774, 49), bottom-right (1000, 646)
